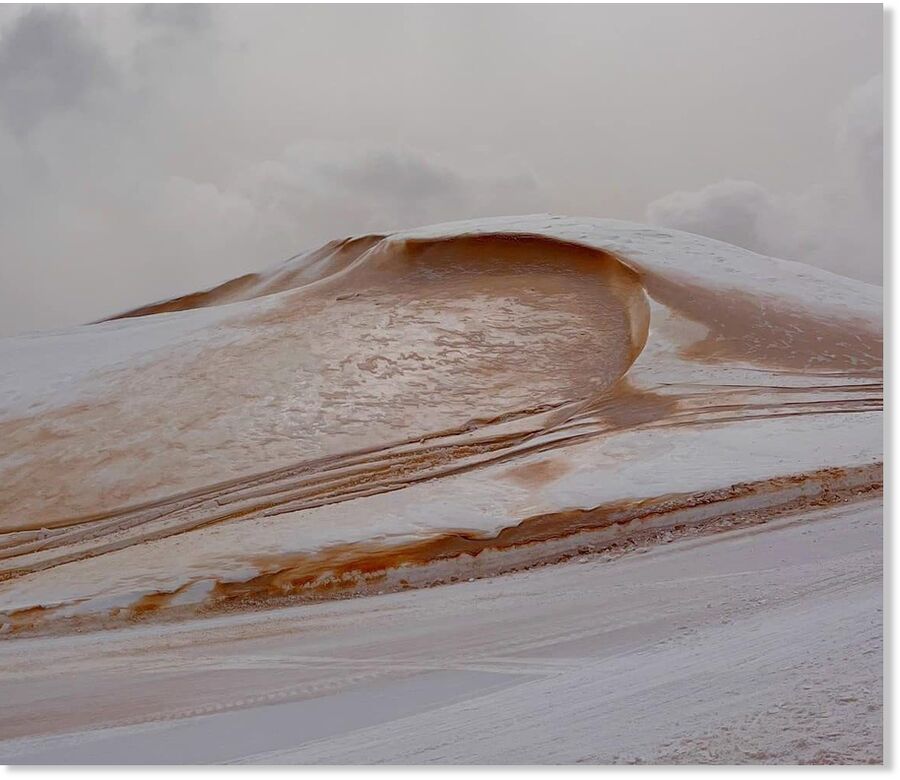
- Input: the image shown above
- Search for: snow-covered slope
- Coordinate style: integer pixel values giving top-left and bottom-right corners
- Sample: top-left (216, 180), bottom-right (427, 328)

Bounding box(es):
top-left (0, 499), bottom-right (882, 764)
top-left (0, 216), bottom-right (882, 633)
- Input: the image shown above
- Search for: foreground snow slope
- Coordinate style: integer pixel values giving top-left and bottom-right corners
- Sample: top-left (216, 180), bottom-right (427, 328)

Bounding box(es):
top-left (0, 216), bottom-right (882, 631)
top-left (0, 498), bottom-right (881, 764)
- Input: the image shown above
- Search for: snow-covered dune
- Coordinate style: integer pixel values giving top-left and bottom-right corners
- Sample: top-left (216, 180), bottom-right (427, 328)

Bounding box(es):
top-left (0, 216), bottom-right (882, 634)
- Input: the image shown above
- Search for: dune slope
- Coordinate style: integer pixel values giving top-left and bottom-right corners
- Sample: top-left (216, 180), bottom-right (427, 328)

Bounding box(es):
top-left (0, 216), bottom-right (882, 633)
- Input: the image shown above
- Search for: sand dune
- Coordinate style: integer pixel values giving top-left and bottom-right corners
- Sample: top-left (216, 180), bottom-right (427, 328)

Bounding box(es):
top-left (0, 217), bottom-right (882, 635)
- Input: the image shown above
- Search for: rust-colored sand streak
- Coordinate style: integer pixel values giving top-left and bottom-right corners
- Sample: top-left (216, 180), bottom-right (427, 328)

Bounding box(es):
top-left (5, 462), bottom-right (880, 636)
top-left (224, 464), bottom-right (882, 605)
top-left (103, 236), bottom-right (385, 321)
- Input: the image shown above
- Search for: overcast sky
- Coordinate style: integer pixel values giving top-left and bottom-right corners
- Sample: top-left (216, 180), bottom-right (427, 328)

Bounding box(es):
top-left (0, 4), bottom-right (883, 336)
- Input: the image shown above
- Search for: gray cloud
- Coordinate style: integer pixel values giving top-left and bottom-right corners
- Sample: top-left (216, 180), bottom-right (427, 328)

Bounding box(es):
top-left (646, 76), bottom-right (882, 284)
top-left (0, 5), bottom-right (882, 336)
top-left (0, 8), bottom-right (113, 137)
top-left (837, 75), bottom-right (882, 213)
top-left (0, 6), bottom-right (547, 334)
top-left (321, 150), bottom-right (465, 208)
top-left (646, 180), bottom-right (781, 258)
top-left (136, 3), bottom-right (212, 34)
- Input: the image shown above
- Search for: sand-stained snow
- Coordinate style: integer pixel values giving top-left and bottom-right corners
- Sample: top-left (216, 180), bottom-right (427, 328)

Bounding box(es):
top-left (0, 498), bottom-right (882, 764)
top-left (0, 217), bottom-right (882, 634)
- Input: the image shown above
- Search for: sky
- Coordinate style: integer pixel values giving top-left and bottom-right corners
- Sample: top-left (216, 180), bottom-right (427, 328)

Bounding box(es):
top-left (0, 4), bottom-right (883, 336)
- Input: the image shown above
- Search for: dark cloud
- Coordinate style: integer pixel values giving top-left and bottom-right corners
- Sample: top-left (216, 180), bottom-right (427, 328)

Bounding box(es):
top-left (0, 8), bottom-right (113, 137)
top-left (322, 150), bottom-right (464, 204)
top-left (237, 142), bottom-right (545, 240)
top-left (136, 4), bottom-right (213, 34)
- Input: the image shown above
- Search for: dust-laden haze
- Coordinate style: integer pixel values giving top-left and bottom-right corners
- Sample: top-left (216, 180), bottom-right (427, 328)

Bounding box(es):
top-left (0, 4), bottom-right (883, 336)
